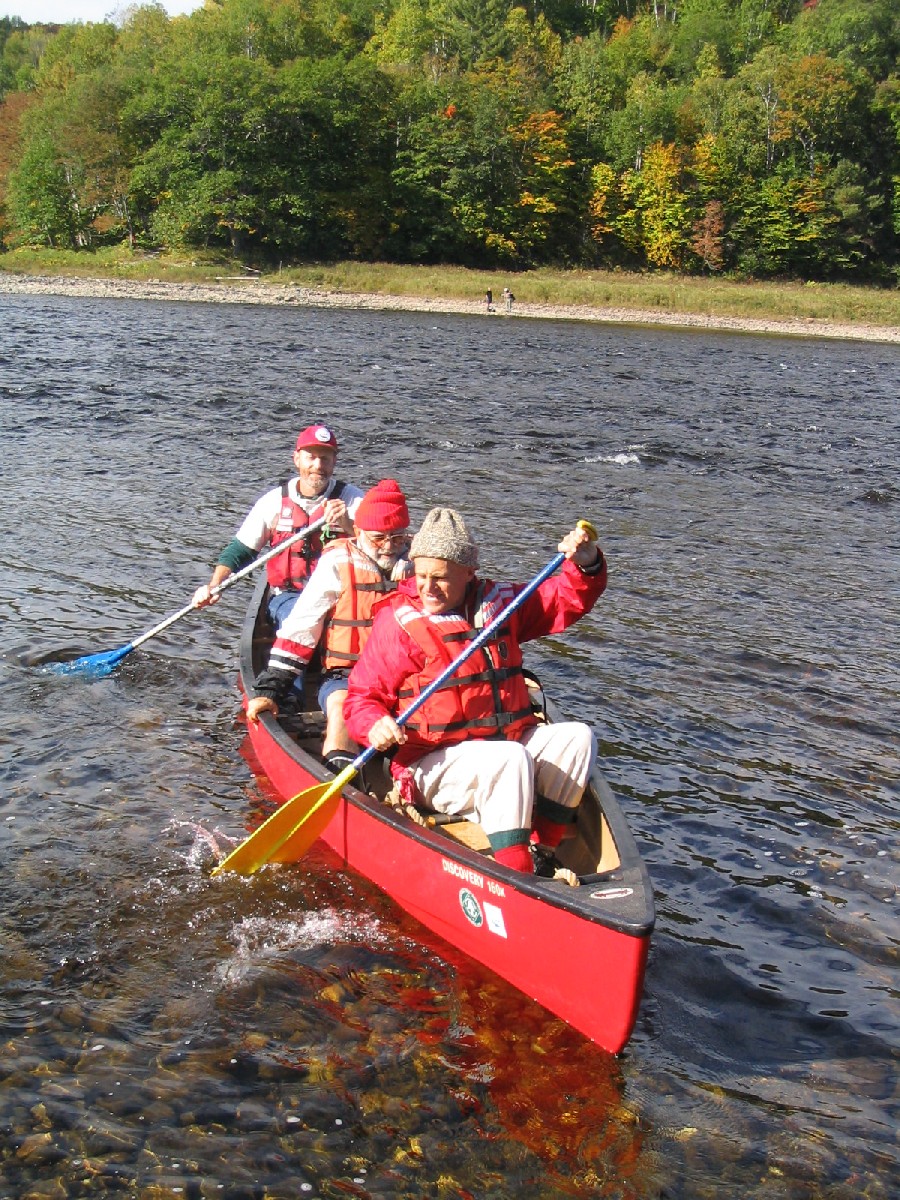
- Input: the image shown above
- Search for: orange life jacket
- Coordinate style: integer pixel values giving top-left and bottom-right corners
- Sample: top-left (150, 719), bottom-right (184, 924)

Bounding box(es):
top-left (390, 580), bottom-right (537, 759)
top-left (266, 479), bottom-right (350, 591)
top-left (322, 541), bottom-right (399, 670)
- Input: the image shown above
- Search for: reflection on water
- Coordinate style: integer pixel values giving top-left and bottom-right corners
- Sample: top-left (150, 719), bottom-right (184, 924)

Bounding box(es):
top-left (0, 292), bottom-right (897, 1198)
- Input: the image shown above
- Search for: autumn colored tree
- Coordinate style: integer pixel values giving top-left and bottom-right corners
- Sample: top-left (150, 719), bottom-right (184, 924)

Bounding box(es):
top-left (691, 198), bottom-right (725, 271)
top-left (0, 88), bottom-right (36, 243)
top-left (772, 53), bottom-right (856, 176)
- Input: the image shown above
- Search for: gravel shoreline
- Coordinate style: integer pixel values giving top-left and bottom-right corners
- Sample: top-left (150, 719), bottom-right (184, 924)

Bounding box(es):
top-left (2, 270), bottom-right (898, 343)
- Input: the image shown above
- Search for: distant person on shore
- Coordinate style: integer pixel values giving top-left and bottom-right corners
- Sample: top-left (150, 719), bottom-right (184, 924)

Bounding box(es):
top-left (485, 288), bottom-right (494, 313)
top-left (192, 424), bottom-right (363, 628)
top-left (246, 480), bottom-right (412, 775)
top-left (343, 507), bottom-right (607, 875)
top-left (502, 287), bottom-right (515, 313)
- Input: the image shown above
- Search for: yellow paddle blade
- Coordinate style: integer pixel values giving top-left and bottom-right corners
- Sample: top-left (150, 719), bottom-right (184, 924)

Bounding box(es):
top-left (211, 762), bottom-right (357, 876)
top-left (268, 787), bottom-right (346, 865)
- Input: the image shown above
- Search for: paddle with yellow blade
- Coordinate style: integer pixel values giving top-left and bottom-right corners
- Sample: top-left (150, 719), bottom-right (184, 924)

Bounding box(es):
top-left (49, 517), bottom-right (328, 678)
top-left (212, 519), bottom-right (599, 877)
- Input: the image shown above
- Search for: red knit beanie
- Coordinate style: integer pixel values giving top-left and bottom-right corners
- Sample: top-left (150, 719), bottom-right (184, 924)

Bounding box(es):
top-left (355, 479), bottom-right (410, 532)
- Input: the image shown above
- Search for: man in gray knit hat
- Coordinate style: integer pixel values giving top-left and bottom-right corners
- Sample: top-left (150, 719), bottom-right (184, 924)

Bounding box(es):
top-left (409, 507), bottom-right (479, 569)
top-left (344, 506), bottom-right (608, 876)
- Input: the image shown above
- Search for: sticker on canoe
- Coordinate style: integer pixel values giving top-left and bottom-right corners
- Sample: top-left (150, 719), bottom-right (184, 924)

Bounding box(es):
top-left (459, 888), bottom-right (484, 927)
top-left (590, 886), bottom-right (634, 901)
top-left (483, 901), bottom-right (507, 939)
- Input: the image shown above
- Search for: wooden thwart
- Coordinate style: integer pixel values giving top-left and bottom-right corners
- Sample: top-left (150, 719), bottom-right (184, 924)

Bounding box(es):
top-left (430, 818), bottom-right (492, 853)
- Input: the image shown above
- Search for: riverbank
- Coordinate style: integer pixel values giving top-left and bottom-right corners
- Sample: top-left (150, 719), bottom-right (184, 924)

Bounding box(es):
top-left (2, 269), bottom-right (899, 343)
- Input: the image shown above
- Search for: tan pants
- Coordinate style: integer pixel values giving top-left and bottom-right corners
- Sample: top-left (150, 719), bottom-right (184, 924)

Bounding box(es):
top-left (410, 722), bottom-right (596, 838)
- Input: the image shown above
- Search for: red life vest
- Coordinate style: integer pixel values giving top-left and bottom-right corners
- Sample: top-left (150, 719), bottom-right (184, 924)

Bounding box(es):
top-left (322, 541), bottom-right (399, 671)
top-left (390, 580), bottom-right (537, 762)
top-left (266, 478), bottom-right (350, 592)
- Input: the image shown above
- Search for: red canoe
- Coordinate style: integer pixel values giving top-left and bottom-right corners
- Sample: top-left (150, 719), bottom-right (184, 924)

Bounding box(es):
top-left (237, 579), bottom-right (655, 1054)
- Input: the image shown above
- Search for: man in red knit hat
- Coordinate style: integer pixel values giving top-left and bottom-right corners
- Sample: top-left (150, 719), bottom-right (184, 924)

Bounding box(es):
top-left (246, 479), bottom-right (411, 775)
top-left (192, 424), bottom-right (363, 629)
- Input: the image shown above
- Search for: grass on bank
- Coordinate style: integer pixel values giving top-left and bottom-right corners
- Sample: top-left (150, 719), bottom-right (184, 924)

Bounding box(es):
top-left (2, 245), bottom-right (899, 328)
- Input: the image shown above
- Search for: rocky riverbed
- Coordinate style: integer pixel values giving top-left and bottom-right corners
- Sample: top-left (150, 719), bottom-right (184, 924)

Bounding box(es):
top-left (2, 270), bottom-right (898, 342)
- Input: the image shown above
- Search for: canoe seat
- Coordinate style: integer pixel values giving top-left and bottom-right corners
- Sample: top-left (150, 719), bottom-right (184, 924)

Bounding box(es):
top-left (432, 819), bottom-right (492, 854)
top-left (381, 787), bottom-right (493, 854)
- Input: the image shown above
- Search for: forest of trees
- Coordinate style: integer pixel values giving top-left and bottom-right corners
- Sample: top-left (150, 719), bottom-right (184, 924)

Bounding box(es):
top-left (0, 0), bottom-right (897, 280)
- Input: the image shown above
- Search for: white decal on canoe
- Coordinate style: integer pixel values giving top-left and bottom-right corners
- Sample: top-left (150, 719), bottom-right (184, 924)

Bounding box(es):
top-left (459, 888), bottom-right (483, 927)
top-left (590, 886), bottom-right (634, 901)
top-left (442, 857), bottom-right (484, 890)
top-left (483, 901), bottom-right (507, 939)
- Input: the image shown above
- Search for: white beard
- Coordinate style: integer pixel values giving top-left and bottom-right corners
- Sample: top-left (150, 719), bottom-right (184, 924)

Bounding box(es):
top-left (358, 531), bottom-right (401, 572)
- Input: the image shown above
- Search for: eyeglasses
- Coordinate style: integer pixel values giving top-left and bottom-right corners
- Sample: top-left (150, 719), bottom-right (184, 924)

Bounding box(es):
top-left (365, 531), bottom-right (410, 547)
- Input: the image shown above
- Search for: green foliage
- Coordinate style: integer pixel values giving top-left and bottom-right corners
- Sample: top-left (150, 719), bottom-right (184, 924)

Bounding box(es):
top-left (1, 23), bottom-right (57, 98)
top-left (390, 58), bottom-right (575, 265)
top-left (788, 0), bottom-right (900, 78)
top-left (7, 134), bottom-right (83, 247)
top-left (607, 72), bottom-right (683, 171)
top-left (666, 0), bottom-right (738, 81)
top-left (435, 0), bottom-right (515, 69)
top-left (33, 20), bottom-right (118, 89)
top-left (0, 0), bottom-right (895, 280)
top-left (366, 0), bottom-right (437, 71)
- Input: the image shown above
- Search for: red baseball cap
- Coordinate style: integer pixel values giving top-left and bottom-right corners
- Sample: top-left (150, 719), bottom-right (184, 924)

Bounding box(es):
top-left (295, 424), bottom-right (338, 452)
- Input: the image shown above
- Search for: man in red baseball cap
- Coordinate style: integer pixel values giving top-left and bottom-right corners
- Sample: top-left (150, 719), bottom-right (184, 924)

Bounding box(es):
top-left (193, 424), bottom-right (364, 628)
top-left (246, 479), bottom-right (412, 775)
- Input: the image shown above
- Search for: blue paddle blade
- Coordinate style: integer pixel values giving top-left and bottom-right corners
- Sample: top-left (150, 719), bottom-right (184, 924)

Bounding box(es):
top-left (46, 643), bottom-right (135, 678)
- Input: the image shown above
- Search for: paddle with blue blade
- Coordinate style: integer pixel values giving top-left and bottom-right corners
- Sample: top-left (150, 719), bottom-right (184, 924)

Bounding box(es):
top-left (212, 519), bottom-right (598, 876)
top-left (50, 516), bottom-right (328, 679)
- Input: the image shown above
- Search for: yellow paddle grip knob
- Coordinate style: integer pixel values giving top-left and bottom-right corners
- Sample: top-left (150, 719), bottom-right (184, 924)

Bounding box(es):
top-left (576, 519), bottom-right (598, 540)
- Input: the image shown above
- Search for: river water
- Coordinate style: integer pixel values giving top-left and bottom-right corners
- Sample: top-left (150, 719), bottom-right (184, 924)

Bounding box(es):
top-left (1, 292), bottom-right (897, 1199)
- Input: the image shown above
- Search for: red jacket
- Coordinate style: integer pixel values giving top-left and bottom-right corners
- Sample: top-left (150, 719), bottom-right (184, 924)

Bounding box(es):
top-left (344, 555), bottom-right (607, 769)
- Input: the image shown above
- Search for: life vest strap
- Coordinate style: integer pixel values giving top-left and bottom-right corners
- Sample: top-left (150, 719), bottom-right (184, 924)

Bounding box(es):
top-left (326, 649), bottom-right (360, 665)
top-left (397, 664), bottom-right (520, 701)
top-left (406, 705), bottom-right (533, 736)
top-left (353, 579), bottom-right (394, 594)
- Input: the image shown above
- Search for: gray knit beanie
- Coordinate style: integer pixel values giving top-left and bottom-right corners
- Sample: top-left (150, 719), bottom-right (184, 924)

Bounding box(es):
top-left (409, 507), bottom-right (479, 568)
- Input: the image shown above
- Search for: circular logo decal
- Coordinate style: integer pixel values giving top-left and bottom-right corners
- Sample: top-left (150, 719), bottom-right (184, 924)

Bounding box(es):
top-left (315, 426), bottom-right (333, 443)
top-left (459, 889), bottom-right (484, 927)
